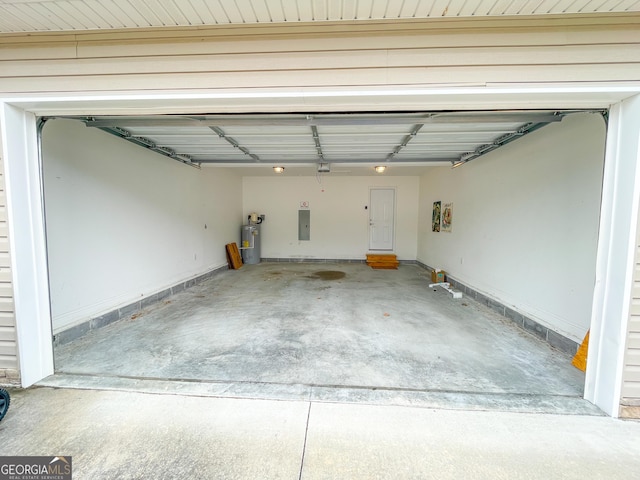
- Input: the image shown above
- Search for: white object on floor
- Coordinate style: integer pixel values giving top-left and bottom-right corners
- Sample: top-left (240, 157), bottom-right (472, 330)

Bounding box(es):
top-left (429, 282), bottom-right (463, 299)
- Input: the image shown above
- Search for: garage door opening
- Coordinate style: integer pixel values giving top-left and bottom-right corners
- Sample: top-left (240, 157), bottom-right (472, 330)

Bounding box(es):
top-left (39, 110), bottom-right (607, 414)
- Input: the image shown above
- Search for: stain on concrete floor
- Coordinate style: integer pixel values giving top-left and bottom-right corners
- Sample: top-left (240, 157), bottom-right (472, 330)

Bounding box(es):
top-left (309, 270), bottom-right (346, 281)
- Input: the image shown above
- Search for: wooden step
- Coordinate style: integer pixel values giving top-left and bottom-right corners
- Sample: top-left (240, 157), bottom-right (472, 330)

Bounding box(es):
top-left (366, 254), bottom-right (397, 262)
top-left (367, 262), bottom-right (399, 269)
top-left (366, 254), bottom-right (399, 269)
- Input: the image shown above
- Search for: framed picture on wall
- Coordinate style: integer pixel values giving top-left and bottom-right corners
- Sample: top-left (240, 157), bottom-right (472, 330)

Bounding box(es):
top-left (442, 203), bottom-right (453, 232)
top-left (432, 201), bottom-right (441, 232)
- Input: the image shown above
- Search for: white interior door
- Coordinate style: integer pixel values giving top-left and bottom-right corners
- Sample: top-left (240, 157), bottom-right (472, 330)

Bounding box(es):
top-left (369, 188), bottom-right (395, 251)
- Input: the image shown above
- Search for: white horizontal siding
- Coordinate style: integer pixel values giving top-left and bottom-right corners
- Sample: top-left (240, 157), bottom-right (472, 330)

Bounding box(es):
top-left (621, 215), bottom-right (640, 405)
top-left (0, 152), bottom-right (17, 373)
top-left (3, 65), bottom-right (640, 94)
top-left (628, 331), bottom-right (640, 350)
top-left (0, 15), bottom-right (639, 93)
top-left (3, 44), bottom-right (640, 77)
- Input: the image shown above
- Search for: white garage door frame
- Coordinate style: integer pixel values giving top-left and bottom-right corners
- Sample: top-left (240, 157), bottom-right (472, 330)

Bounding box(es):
top-left (2, 85), bottom-right (640, 416)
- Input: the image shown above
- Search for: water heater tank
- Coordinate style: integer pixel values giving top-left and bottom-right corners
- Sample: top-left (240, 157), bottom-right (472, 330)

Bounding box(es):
top-left (241, 224), bottom-right (261, 264)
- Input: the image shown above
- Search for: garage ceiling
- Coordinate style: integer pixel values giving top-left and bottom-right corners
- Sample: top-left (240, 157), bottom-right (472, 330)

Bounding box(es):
top-left (66, 110), bottom-right (596, 171)
top-left (1, 0), bottom-right (639, 33)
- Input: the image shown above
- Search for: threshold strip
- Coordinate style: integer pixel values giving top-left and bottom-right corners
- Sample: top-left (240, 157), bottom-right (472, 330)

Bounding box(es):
top-left (39, 373), bottom-right (603, 415)
top-left (48, 370), bottom-right (585, 399)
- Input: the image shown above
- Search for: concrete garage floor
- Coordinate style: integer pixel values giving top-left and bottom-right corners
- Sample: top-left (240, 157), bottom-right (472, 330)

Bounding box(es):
top-left (48, 263), bottom-right (595, 414)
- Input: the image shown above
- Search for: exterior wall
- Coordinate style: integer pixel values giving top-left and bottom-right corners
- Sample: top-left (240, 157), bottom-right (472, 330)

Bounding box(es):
top-left (0, 15), bottom-right (639, 97)
top-left (0, 122), bottom-right (19, 385)
top-left (620, 204), bottom-right (640, 418)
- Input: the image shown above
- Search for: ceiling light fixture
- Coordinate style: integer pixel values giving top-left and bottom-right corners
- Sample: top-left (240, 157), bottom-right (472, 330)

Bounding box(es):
top-left (273, 166), bottom-right (285, 173)
top-left (375, 166), bottom-right (386, 173)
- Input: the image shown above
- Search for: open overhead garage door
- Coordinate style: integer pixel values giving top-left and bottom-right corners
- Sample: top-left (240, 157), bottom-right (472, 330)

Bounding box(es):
top-left (66, 110), bottom-right (585, 169)
top-left (34, 107), bottom-right (605, 417)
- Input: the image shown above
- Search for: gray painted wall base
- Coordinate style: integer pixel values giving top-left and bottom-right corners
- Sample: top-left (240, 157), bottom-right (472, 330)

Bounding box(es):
top-left (417, 262), bottom-right (579, 356)
top-left (53, 265), bottom-right (229, 347)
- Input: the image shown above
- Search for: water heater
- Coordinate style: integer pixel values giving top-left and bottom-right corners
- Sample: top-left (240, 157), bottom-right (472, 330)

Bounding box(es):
top-left (241, 224), bottom-right (260, 264)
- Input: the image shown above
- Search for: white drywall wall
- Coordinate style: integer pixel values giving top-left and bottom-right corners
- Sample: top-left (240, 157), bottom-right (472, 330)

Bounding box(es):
top-left (43, 119), bottom-right (242, 332)
top-left (417, 113), bottom-right (606, 342)
top-left (242, 175), bottom-right (419, 260)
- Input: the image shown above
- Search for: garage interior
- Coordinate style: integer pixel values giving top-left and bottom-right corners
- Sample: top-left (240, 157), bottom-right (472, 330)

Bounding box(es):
top-left (40, 109), bottom-right (606, 414)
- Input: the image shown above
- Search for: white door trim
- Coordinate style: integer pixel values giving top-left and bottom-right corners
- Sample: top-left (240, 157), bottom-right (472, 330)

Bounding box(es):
top-left (1, 103), bottom-right (54, 387)
top-left (585, 94), bottom-right (640, 417)
top-left (1, 86), bottom-right (640, 409)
